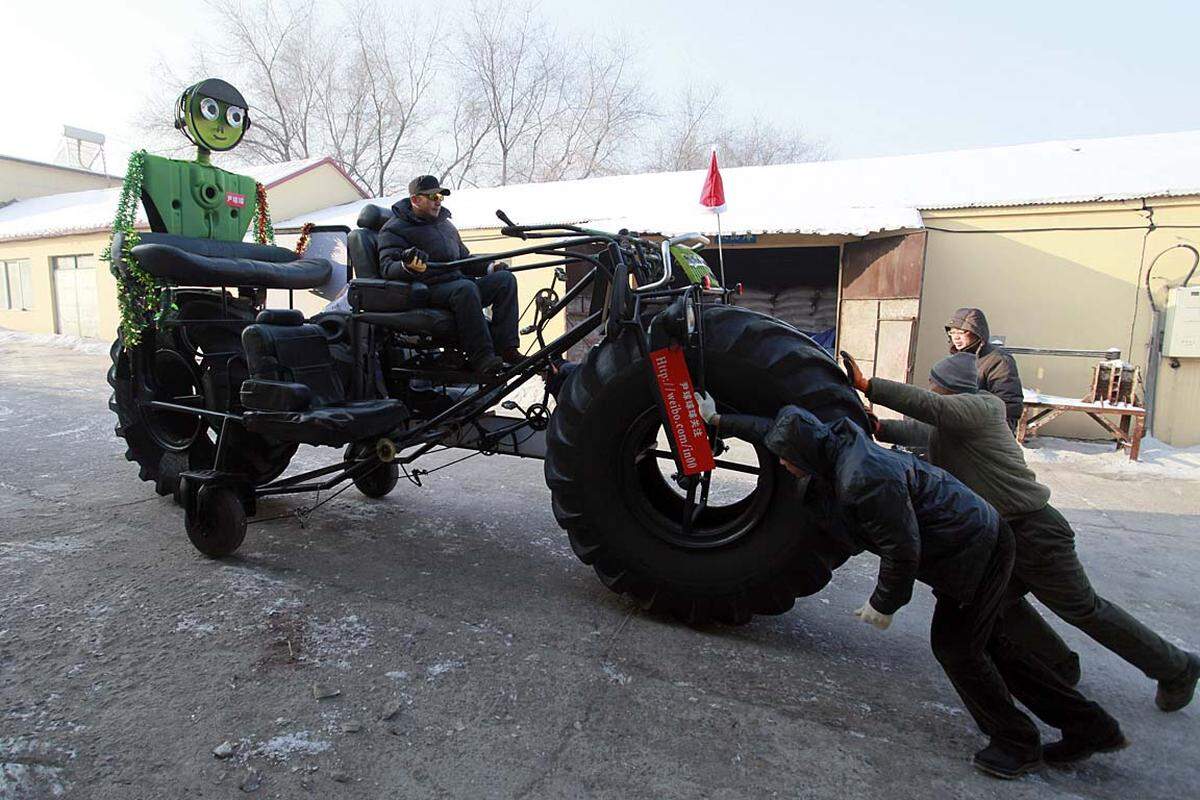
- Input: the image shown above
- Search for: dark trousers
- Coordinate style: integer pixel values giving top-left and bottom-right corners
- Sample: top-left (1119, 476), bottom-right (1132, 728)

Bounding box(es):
top-left (930, 523), bottom-right (1117, 759)
top-left (426, 271), bottom-right (519, 363)
top-left (1000, 504), bottom-right (1189, 682)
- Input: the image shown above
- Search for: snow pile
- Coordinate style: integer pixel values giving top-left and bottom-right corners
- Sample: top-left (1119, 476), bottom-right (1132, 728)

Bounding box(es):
top-left (252, 731), bottom-right (331, 761)
top-left (1023, 436), bottom-right (1200, 481)
top-left (0, 328), bottom-right (108, 355)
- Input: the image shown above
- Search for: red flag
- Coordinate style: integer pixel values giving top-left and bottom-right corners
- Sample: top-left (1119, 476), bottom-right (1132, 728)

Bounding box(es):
top-left (699, 150), bottom-right (726, 213)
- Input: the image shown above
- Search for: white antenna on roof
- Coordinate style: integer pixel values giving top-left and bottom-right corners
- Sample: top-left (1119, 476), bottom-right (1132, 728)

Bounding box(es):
top-left (55, 125), bottom-right (108, 175)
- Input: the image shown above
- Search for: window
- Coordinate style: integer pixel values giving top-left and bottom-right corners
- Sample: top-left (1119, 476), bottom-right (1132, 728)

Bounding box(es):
top-left (1, 259), bottom-right (33, 311)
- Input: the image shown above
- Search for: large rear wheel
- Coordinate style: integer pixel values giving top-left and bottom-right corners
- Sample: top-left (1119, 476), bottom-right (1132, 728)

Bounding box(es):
top-left (544, 305), bottom-right (867, 624)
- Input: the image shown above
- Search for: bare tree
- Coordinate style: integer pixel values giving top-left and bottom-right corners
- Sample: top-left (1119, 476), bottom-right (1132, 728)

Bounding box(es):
top-left (204, 0), bottom-right (329, 163)
top-left (456, 1), bottom-right (568, 186)
top-left (645, 85), bottom-right (826, 172)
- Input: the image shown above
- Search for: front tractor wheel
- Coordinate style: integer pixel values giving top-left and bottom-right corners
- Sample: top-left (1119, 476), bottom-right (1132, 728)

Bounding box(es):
top-left (544, 305), bottom-right (868, 625)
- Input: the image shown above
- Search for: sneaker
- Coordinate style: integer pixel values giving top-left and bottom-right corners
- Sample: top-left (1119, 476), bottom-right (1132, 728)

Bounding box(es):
top-left (1043, 728), bottom-right (1130, 767)
top-left (972, 744), bottom-right (1042, 780)
top-left (1156, 652), bottom-right (1200, 712)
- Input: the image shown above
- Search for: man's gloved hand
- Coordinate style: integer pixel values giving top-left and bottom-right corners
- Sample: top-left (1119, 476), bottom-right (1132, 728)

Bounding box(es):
top-left (487, 261), bottom-right (509, 273)
top-left (840, 350), bottom-right (869, 392)
top-left (400, 247), bottom-right (429, 274)
top-left (693, 391), bottom-right (719, 425)
top-left (853, 601), bottom-right (893, 631)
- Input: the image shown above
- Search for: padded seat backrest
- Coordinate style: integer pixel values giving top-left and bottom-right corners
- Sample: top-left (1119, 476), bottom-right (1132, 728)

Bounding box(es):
top-left (347, 204), bottom-right (393, 280)
top-left (242, 321), bottom-right (346, 407)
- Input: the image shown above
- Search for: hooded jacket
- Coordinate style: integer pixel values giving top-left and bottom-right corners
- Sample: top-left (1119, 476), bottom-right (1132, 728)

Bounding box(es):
top-left (720, 406), bottom-right (999, 615)
top-left (946, 307), bottom-right (1024, 431)
top-left (868, 378), bottom-right (1051, 517)
top-left (377, 198), bottom-right (489, 284)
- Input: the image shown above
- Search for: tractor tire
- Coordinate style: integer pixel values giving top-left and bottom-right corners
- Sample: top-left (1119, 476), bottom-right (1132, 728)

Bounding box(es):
top-left (185, 485), bottom-right (247, 557)
top-left (544, 305), bottom-right (868, 625)
top-left (108, 336), bottom-right (296, 501)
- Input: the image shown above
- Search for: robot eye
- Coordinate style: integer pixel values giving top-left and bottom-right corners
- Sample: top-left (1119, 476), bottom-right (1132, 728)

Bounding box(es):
top-left (226, 106), bottom-right (245, 127)
top-left (199, 97), bottom-right (220, 121)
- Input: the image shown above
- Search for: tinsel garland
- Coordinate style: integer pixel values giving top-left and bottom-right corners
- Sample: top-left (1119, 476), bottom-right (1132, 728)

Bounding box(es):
top-left (294, 222), bottom-right (315, 255)
top-left (101, 150), bottom-right (163, 347)
top-left (255, 182), bottom-right (275, 245)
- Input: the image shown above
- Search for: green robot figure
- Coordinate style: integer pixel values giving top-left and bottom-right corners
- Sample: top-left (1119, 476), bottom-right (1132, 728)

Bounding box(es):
top-left (139, 78), bottom-right (261, 241)
top-left (107, 78), bottom-right (275, 343)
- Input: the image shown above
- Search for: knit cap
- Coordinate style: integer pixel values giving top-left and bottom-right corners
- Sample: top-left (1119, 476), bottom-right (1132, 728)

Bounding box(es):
top-left (929, 352), bottom-right (980, 394)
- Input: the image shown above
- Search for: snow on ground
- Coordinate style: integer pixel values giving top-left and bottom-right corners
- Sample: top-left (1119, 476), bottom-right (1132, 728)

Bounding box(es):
top-left (1023, 436), bottom-right (1200, 481)
top-left (0, 328), bottom-right (108, 356)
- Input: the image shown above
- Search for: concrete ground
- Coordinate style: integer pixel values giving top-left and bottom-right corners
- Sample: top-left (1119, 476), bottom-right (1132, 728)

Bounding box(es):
top-left (1, 337), bottom-right (1197, 799)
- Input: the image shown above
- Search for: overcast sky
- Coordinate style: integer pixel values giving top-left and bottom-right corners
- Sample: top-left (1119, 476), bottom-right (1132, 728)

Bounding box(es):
top-left (6, 0), bottom-right (1200, 173)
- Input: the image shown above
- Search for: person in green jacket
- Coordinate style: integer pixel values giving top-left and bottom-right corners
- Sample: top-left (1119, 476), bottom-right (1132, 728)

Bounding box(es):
top-left (841, 349), bottom-right (1200, 716)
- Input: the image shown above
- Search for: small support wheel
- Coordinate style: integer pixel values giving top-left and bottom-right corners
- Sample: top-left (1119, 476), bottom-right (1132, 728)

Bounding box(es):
top-left (185, 485), bottom-right (247, 558)
top-left (346, 442), bottom-right (400, 499)
top-left (353, 462), bottom-right (400, 498)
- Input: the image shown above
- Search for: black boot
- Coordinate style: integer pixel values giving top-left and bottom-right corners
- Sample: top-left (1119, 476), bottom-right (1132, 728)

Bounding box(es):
top-left (471, 352), bottom-right (504, 375)
top-left (1156, 652), bottom-right (1200, 712)
top-left (972, 744), bottom-right (1042, 779)
top-left (1043, 726), bottom-right (1130, 767)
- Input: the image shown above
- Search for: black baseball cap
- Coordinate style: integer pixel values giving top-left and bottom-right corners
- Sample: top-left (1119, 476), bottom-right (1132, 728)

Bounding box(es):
top-left (408, 175), bottom-right (450, 196)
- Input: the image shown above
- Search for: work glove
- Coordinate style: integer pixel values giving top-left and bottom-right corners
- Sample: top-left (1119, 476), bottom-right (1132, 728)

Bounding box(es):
top-left (853, 600), bottom-right (893, 631)
top-left (693, 391), bottom-right (719, 425)
top-left (400, 247), bottom-right (429, 274)
top-left (840, 350), bottom-right (869, 393)
top-left (487, 260), bottom-right (509, 273)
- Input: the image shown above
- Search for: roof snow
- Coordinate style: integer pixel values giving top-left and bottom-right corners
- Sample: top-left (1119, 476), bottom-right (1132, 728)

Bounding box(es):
top-left (277, 129), bottom-right (1200, 238)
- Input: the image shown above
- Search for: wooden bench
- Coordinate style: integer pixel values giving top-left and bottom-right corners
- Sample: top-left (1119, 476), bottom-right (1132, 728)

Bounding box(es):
top-left (1017, 390), bottom-right (1147, 460)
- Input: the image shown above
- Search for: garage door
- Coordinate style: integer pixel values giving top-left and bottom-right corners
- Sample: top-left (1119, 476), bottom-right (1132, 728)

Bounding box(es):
top-left (52, 254), bottom-right (100, 338)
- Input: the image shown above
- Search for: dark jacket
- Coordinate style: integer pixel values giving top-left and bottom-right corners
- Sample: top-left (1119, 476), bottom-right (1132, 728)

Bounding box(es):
top-left (720, 406), bottom-right (999, 615)
top-left (869, 378), bottom-right (1051, 518)
top-left (946, 307), bottom-right (1024, 431)
top-left (377, 198), bottom-right (488, 284)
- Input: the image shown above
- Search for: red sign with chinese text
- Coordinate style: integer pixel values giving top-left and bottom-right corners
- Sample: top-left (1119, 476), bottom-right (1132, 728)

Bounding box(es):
top-left (649, 344), bottom-right (715, 476)
top-left (225, 192), bottom-right (247, 208)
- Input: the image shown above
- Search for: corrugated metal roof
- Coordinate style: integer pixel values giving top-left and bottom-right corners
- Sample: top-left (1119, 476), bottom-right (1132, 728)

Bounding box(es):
top-left (278, 129), bottom-right (1200, 237)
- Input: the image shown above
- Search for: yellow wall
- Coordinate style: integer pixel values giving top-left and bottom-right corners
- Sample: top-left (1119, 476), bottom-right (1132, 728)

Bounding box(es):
top-left (916, 197), bottom-right (1200, 446)
top-left (266, 163), bottom-right (364, 223)
top-left (1, 158), bottom-right (121, 201)
top-left (0, 231), bottom-right (120, 337)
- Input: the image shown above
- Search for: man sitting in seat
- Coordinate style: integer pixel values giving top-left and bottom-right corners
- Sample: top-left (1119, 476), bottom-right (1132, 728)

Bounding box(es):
top-left (378, 175), bottom-right (520, 373)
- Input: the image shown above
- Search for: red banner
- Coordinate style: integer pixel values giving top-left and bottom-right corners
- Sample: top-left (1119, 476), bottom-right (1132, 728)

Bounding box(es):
top-left (225, 192), bottom-right (247, 208)
top-left (649, 345), bottom-right (715, 476)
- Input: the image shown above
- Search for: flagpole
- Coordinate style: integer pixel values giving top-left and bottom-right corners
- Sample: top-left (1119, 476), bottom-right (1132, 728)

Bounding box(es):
top-left (716, 211), bottom-right (726, 290)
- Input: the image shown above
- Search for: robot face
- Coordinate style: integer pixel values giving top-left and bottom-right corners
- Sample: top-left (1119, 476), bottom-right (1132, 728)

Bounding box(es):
top-left (186, 94), bottom-right (246, 152)
top-left (177, 79), bottom-right (250, 152)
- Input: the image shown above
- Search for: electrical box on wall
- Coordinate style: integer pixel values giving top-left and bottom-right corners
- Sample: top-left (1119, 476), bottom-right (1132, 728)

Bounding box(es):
top-left (1163, 285), bottom-right (1200, 358)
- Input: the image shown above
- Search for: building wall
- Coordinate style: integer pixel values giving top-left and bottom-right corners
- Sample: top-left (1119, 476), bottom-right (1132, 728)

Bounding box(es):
top-left (1, 158), bottom-right (121, 203)
top-left (0, 231), bottom-right (119, 337)
top-left (266, 163), bottom-right (364, 223)
top-left (916, 197), bottom-right (1200, 446)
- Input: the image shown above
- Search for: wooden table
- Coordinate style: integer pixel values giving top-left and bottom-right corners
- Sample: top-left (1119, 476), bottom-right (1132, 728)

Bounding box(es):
top-left (1017, 392), bottom-right (1147, 460)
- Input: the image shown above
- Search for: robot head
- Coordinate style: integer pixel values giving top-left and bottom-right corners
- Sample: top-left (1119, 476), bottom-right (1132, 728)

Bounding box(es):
top-left (174, 78), bottom-right (251, 152)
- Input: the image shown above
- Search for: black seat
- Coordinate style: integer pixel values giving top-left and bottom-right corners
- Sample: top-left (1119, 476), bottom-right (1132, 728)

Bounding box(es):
top-left (347, 204), bottom-right (457, 344)
top-left (131, 233), bottom-right (331, 290)
top-left (239, 309), bottom-right (407, 446)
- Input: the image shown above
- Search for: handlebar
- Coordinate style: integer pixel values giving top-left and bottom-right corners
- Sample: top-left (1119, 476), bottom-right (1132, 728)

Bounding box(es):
top-left (639, 233), bottom-right (709, 292)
